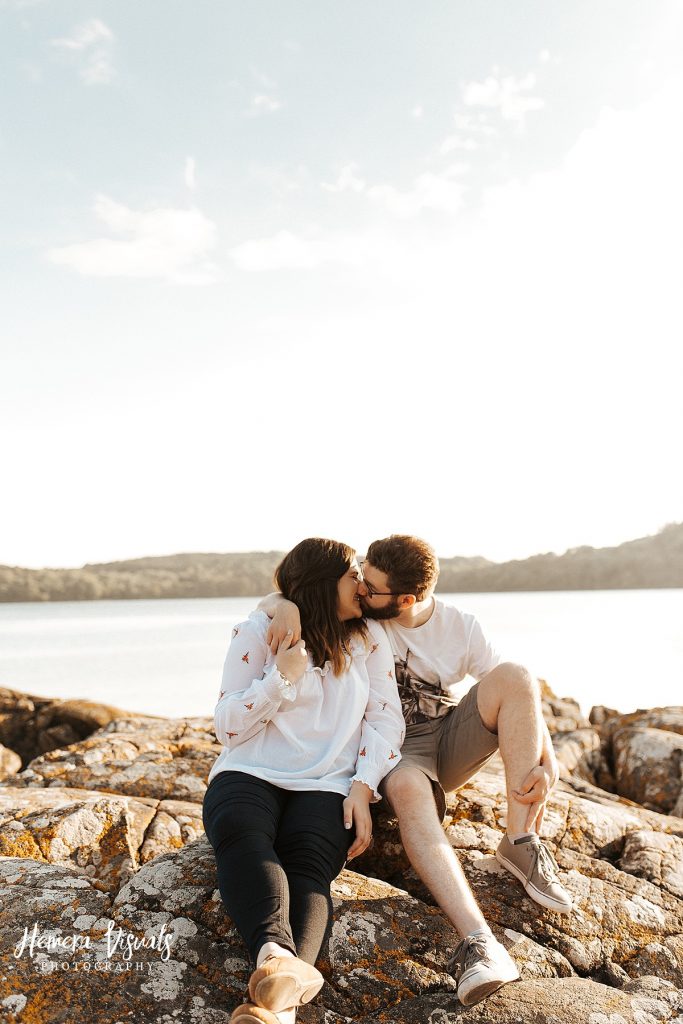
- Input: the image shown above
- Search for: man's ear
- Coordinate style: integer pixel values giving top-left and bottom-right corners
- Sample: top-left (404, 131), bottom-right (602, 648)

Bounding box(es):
top-left (399, 594), bottom-right (416, 609)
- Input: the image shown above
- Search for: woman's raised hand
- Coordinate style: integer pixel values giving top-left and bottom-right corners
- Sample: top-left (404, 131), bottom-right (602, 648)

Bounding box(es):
top-left (266, 600), bottom-right (302, 654)
top-left (275, 631), bottom-right (308, 684)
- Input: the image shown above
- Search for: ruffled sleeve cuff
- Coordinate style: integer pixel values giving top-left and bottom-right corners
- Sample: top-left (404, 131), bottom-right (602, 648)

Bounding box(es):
top-left (351, 748), bottom-right (401, 803)
top-left (261, 664), bottom-right (298, 703)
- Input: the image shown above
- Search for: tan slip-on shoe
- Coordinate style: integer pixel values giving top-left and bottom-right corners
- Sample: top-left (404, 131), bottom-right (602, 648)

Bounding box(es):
top-left (230, 1003), bottom-right (282, 1024)
top-left (495, 833), bottom-right (573, 913)
top-left (248, 955), bottom-right (324, 1011)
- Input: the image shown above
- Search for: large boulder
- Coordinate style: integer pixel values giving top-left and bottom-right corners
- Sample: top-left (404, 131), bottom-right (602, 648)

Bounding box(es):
top-left (1, 844), bottom-right (680, 1024)
top-left (602, 708), bottom-right (683, 737)
top-left (619, 829), bottom-right (683, 899)
top-left (351, 976), bottom-right (682, 1022)
top-left (354, 761), bottom-right (683, 986)
top-left (541, 683), bottom-right (603, 784)
top-left (1, 716), bottom-right (218, 803)
top-left (611, 727), bottom-right (683, 814)
top-left (0, 687), bottom-right (140, 767)
top-left (1, 691), bottom-right (683, 1022)
top-left (552, 727), bottom-right (602, 781)
top-left (0, 743), bottom-right (22, 778)
top-left (0, 785), bottom-right (204, 889)
top-left (588, 706), bottom-right (683, 811)
top-left (540, 684), bottom-right (591, 735)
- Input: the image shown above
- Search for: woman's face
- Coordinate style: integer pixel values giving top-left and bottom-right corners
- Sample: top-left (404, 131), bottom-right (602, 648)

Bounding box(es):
top-left (336, 559), bottom-right (363, 621)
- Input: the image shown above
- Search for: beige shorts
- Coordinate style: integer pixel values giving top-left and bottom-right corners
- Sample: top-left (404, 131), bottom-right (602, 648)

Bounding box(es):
top-left (380, 681), bottom-right (499, 821)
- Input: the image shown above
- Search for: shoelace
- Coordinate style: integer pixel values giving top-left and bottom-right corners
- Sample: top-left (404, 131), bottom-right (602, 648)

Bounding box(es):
top-left (532, 839), bottom-right (560, 882)
top-left (447, 935), bottom-right (492, 980)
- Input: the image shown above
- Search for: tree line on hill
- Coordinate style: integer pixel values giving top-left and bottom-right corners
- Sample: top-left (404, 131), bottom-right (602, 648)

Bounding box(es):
top-left (0, 524), bottom-right (681, 603)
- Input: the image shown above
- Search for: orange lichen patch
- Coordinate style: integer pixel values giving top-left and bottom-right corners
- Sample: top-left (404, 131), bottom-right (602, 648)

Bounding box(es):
top-left (0, 973), bottom-right (77, 1024)
top-left (333, 950), bottom-right (419, 1008)
top-left (0, 831), bottom-right (43, 859)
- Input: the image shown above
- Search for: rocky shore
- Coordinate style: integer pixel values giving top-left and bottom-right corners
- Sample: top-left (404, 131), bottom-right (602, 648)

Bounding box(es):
top-left (0, 684), bottom-right (681, 1023)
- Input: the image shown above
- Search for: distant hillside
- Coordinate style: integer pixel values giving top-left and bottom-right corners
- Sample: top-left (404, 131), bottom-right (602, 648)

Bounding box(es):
top-left (0, 524), bottom-right (681, 603)
top-left (436, 522), bottom-right (683, 592)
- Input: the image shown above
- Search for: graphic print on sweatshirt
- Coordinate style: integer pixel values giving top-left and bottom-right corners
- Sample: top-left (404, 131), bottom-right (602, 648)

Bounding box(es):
top-left (394, 649), bottom-right (457, 726)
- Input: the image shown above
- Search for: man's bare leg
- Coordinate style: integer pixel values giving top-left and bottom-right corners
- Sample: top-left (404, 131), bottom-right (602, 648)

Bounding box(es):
top-left (476, 662), bottom-right (574, 913)
top-left (383, 767), bottom-right (487, 937)
top-left (384, 766), bottom-right (520, 1005)
top-left (476, 662), bottom-right (544, 836)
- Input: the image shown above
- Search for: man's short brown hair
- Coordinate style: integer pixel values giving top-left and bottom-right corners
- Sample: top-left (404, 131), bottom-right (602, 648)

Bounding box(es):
top-left (365, 535), bottom-right (439, 601)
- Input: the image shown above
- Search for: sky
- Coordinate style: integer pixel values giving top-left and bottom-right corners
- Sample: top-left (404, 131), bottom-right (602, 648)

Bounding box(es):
top-left (2, 0), bottom-right (682, 569)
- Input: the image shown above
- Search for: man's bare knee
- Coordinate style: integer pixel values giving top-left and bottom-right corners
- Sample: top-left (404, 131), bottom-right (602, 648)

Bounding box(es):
top-left (478, 662), bottom-right (539, 732)
top-left (384, 768), bottom-right (435, 813)
top-left (500, 662), bottom-right (538, 700)
top-left (480, 662), bottom-right (538, 703)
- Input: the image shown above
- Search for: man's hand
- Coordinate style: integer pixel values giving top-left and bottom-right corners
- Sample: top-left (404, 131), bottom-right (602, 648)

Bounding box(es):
top-left (274, 633), bottom-right (307, 685)
top-left (513, 741), bottom-right (559, 832)
top-left (265, 598), bottom-right (302, 654)
top-left (343, 781), bottom-right (374, 860)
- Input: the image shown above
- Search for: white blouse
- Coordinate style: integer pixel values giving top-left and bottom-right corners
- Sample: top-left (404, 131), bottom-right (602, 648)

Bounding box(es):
top-left (207, 611), bottom-right (405, 801)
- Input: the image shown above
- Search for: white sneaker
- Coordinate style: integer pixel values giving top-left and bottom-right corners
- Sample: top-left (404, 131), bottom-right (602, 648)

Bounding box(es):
top-left (448, 932), bottom-right (520, 1006)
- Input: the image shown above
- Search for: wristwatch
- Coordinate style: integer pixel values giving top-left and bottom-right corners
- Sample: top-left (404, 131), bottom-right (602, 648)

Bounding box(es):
top-left (274, 668), bottom-right (297, 702)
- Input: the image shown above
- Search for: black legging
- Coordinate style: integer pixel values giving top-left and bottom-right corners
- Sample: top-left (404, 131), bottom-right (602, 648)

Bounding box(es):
top-left (202, 771), bottom-right (353, 965)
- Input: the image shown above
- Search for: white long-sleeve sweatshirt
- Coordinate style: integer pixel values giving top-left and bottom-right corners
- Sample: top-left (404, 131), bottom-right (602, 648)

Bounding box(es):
top-left (207, 611), bottom-right (405, 800)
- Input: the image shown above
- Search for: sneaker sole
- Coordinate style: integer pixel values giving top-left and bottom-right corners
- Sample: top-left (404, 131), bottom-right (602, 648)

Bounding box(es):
top-left (251, 972), bottom-right (323, 1011)
top-left (459, 973), bottom-right (520, 1006)
top-left (231, 1011), bottom-right (278, 1024)
top-left (495, 850), bottom-right (573, 913)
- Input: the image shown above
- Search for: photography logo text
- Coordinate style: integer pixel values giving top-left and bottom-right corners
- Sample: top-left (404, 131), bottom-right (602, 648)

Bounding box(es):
top-left (13, 920), bottom-right (174, 973)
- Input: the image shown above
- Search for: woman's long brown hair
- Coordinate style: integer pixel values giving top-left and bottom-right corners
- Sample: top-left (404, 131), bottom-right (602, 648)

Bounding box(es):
top-left (274, 538), bottom-right (367, 675)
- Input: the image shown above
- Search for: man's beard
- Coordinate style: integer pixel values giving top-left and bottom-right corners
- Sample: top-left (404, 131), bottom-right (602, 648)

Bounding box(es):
top-left (360, 596), bottom-right (402, 620)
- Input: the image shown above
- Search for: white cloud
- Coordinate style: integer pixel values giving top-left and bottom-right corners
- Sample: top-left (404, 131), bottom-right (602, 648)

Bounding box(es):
top-left (440, 134), bottom-right (478, 154)
top-left (47, 194), bottom-right (218, 284)
top-left (412, 104), bottom-right (424, 119)
top-left (400, 72), bottom-right (683, 371)
top-left (367, 167), bottom-right (466, 218)
top-left (229, 229), bottom-right (393, 272)
top-left (462, 72), bottom-right (544, 125)
top-left (322, 162), bottom-right (467, 218)
top-left (184, 157), bottom-right (196, 191)
top-left (80, 50), bottom-right (114, 84)
top-left (249, 66), bottom-right (277, 90)
top-left (322, 163), bottom-right (366, 193)
top-left (51, 19), bottom-right (113, 50)
top-left (51, 19), bottom-right (115, 85)
top-left (249, 94), bottom-right (281, 115)
top-left (230, 231), bottom-right (323, 271)
top-left (453, 111), bottom-right (498, 137)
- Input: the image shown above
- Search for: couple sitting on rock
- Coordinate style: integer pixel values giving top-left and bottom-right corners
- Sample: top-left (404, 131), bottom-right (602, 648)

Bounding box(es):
top-left (202, 534), bottom-right (573, 1023)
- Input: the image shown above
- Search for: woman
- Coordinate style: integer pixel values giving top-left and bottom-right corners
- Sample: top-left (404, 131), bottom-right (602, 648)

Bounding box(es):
top-left (202, 538), bottom-right (405, 1024)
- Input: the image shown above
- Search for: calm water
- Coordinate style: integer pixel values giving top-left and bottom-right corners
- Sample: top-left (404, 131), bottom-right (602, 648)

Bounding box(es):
top-left (0, 592), bottom-right (681, 719)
